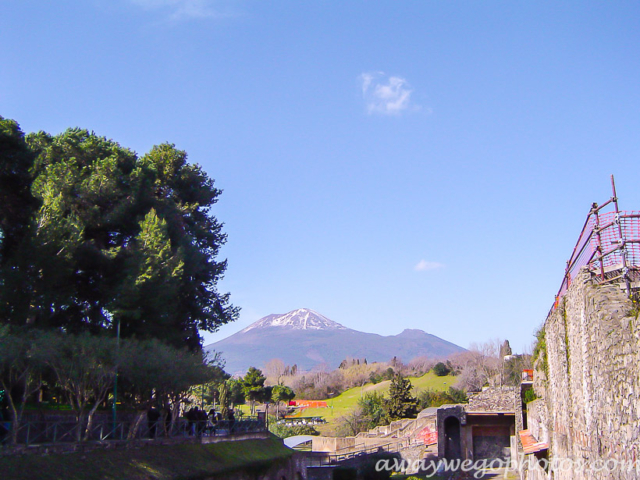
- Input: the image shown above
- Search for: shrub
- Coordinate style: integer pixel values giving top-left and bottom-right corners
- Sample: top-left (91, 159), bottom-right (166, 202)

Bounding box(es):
top-left (524, 389), bottom-right (537, 403)
top-left (432, 362), bottom-right (450, 376)
top-left (417, 387), bottom-right (467, 409)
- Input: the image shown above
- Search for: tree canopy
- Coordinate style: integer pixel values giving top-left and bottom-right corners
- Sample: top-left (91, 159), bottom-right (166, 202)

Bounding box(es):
top-left (271, 384), bottom-right (295, 417)
top-left (0, 117), bottom-right (238, 349)
top-left (383, 373), bottom-right (418, 421)
top-left (242, 367), bottom-right (266, 415)
top-left (0, 326), bottom-right (222, 444)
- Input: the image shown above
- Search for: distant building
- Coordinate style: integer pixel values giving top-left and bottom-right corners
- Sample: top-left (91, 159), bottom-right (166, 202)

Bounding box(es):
top-left (437, 386), bottom-right (518, 462)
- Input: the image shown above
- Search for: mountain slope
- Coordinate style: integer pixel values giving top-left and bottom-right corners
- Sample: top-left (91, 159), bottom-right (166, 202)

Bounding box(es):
top-left (205, 308), bottom-right (465, 375)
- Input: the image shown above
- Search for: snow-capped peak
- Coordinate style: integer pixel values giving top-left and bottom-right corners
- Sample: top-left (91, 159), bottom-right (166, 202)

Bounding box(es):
top-left (240, 308), bottom-right (347, 333)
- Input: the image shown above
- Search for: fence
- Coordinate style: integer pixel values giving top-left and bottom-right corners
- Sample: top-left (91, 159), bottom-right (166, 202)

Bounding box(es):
top-left (551, 175), bottom-right (640, 315)
top-left (0, 416), bottom-right (266, 448)
top-left (303, 438), bottom-right (421, 467)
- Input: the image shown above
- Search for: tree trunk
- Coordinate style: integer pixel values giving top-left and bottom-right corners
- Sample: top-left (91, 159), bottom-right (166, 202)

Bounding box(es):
top-left (5, 393), bottom-right (20, 445)
top-left (2, 374), bottom-right (38, 445)
top-left (83, 386), bottom-right (113, 441)
top-left (127, 410), bottom-right (146, 441)
top-left (170, 403), bottom-right (180, 435)
top-left (75, 410), bottom-right (86, 443)
top-left (83, 401), bottom-right (102, 441)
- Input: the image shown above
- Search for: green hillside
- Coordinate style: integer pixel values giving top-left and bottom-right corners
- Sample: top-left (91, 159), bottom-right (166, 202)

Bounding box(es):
top-left (290, 372), bottom-right (453, 431)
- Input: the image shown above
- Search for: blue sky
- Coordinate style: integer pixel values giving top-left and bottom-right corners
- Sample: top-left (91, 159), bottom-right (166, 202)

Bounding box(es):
top-left (2, 1), bottom-right (640, 354)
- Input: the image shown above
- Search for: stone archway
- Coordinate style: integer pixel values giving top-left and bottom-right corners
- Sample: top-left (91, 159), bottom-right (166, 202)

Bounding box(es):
top-left (444, 416), bottom-right (461, 460)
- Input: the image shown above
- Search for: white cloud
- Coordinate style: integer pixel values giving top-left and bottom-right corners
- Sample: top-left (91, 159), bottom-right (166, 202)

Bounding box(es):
top-left (414, 260), bottom-right (444, 272)
top-left (359, 72), bottom-right (418, 115)
top-left (129, 0), bottom-right (223, 20)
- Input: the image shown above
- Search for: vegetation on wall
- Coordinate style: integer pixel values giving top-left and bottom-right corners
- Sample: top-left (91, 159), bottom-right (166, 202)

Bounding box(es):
top-left (524, 388), bottom-right (538, 404)
top-left (562, 306), bottom-right (571, 372)
top-left (628, 292), bottom-right (640, 325)
top-left (533, 325), bottom-right (548, 376)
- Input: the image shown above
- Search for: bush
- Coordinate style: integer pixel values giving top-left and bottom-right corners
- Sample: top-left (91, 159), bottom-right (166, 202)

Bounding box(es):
top-left (432, 362), bottom-right (450, 376)
top-left (417, 387), bottom-right (467, 409)
top-left (524, 389), bottom-right (537, 403)
top-left (447, 387), bottom-right (467, 404)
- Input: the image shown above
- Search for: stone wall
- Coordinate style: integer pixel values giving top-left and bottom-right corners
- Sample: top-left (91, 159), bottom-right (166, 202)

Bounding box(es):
top-left (467, 386), bottom-right (518, 412)
top-left (312, 436), bottom-right (356, 453)
top-left (523, 269), bottom-right (640, 480)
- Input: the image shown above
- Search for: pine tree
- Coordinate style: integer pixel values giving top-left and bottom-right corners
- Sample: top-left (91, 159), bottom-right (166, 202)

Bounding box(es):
top-left (242, 367), bottom-right (266, 416)
top-left (384, 373), bottom-right (418, 421)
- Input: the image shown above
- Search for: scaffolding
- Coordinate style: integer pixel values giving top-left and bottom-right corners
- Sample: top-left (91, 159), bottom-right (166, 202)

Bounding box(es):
top-left (551, 175), bottom-right (640, 313)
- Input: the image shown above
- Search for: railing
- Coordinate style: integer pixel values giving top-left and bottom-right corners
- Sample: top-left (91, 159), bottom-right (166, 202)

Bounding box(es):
top-left (550, 175), bottom-right (640, 315)
top-left (305, 438), bottom-right (420, 467)
top-left (0, 417), bottom-right (266, 448)
top-left (279, 417), bottom-right (326, 426)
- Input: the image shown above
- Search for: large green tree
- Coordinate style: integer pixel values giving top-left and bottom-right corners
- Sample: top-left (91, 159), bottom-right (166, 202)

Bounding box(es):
top-left (0, 118), bottom-right (238, 349)
top-left (0, 118), bottom-right (38, 324)
top-left (39, 332), bottom-right (119, 442)
top-left (271, 384), bottom-right (295, 418)
top-left (383, 373), bottom-right (418, 421)
top-left (242, 367), bottom-right (266, 416)
top-left (0, 327), bottom-right (46, 444)
top-left (118, 337), bottom-right (219, 438)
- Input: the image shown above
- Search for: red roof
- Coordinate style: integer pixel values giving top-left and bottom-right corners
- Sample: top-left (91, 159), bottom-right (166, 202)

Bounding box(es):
top-left (519, 429), bottom-right (549, 454)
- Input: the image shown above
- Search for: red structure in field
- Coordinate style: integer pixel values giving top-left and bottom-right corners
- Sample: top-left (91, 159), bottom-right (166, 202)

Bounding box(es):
top-left (288, 400), bottom-right (328, 409)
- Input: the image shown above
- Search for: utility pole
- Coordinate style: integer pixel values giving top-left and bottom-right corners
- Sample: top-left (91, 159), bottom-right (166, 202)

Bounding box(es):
top-left (112, 318), bottom-right (120, 437)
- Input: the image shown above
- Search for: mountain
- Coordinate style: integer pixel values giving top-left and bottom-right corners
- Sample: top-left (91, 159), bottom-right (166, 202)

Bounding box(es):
top-left (204, 308), bottom-right (465, 375)
top-left (240, 308), bottom-right (347, 332)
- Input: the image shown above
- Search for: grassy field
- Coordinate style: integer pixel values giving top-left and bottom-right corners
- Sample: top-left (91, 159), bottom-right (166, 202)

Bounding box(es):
top-left (0, 438), bottom-right (294, 480)
top-left (291, 372), bottom-right (454, 432)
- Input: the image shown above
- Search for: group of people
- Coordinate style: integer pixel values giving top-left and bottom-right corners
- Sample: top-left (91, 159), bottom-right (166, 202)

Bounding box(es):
top-left (146, 407), bottom-right (173, 438)
top-left (184, 406), bottom-right (235, 436)
top-left (144, 405), bottom-right (237, 439)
